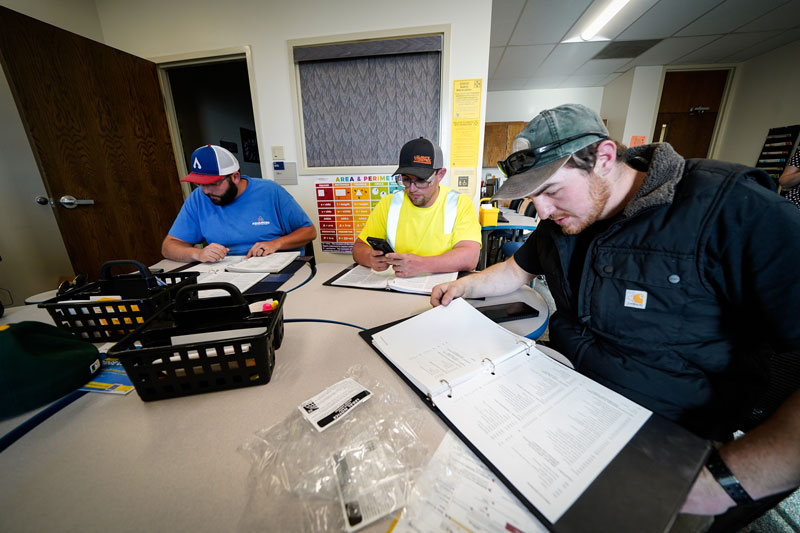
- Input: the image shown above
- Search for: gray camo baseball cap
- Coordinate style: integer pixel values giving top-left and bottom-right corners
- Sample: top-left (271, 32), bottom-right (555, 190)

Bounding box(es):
top-left (493, 104), bottom-right (609, 200)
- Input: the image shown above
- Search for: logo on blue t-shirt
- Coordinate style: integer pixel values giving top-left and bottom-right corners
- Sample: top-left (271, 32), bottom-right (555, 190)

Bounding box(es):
top-left (252, 216), bottom-right (271, 226)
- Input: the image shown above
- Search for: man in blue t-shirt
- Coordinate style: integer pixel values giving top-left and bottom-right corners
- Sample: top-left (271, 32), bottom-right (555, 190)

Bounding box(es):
top-left (162, 144), bottom-right (316, 262)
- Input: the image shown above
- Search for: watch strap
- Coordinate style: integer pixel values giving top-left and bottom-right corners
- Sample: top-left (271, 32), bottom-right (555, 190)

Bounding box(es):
top-left (705, 448), bottom-right (754, 505)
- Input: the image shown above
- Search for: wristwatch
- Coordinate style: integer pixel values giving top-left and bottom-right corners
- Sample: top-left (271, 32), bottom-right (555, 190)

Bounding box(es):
top-left (705, 448), bottom-right (754, 505)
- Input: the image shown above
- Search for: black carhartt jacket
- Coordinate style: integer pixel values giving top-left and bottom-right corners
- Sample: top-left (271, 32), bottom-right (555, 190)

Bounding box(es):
top-left (516, 143), bottom-right (800, 440)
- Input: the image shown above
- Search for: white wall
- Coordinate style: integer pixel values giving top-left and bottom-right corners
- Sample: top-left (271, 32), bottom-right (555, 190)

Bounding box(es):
top-left (0, 0), bottom-right (102, 306)
top-left (620, 66), bottom-right (663, 147)
top-left (95, 0), bottom-right (493, 265)
top-left (715, 39), bottom-right (800, 166)
top-left (485, 87), bottom-right (604, 123)
top-left (601, 70), bottom-right (634, 141)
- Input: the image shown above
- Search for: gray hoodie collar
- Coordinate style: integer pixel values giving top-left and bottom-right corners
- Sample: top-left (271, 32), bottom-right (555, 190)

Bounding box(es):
top-left (622, 142), bottom-right (685, 218)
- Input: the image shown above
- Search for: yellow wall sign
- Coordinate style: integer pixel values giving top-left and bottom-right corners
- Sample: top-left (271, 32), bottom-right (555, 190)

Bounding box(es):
top-left (450, 79), bottom-right (483, 168)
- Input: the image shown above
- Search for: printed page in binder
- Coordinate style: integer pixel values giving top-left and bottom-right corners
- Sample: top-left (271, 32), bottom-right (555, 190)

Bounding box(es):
top-left (330, 264), bottom-right (458, 295)
top-left (369, 297), bottom-right (651, 524)
top-left (371, 298), bottom-right (532, 396)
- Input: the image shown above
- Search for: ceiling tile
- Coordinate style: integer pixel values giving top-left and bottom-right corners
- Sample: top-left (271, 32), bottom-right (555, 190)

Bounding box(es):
top-left (674, 31), bottom-right (776, 63)
top-left (493, 44), bottom-right (555, 79)
top-left (559, 73), bottom-right (611, 87)
top-left (737, 0), bottom-right (800, 32)
top-left (616, 0), bottom-right (724, 40)
top-left (621, 35), bottom-right (719, 68)
top-left (490, 0), bottom-right (528, 47)
top-left (676, 0), bottom-right (789, 36)
top-left (572, 58), bottom-right (632, 76)
top-left (535, 42), bottom-right (606, 76)
top-left (509, 0), bottom-right (593, 45)
top-left (723, 28), bottom-right (800, 61)
top-left (588, 0), bottom-right (660, 40)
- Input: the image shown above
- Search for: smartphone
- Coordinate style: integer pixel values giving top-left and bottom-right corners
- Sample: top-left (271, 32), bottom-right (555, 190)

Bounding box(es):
top-left (476, 301), bottom-right (539, 323)
top-left (366, 236), bottom-right (394, 254)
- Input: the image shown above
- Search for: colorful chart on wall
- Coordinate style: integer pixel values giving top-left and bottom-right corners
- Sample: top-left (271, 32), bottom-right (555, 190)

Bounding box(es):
top-left (315, 175), bottom-right (401, 253)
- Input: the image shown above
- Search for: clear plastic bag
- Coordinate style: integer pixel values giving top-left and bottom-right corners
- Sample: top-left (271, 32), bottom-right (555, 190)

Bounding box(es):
top-left (238, 365), bottom-right (428, 532)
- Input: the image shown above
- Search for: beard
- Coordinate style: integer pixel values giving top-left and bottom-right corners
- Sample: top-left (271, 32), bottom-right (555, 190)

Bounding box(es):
top-left (559, 172), bottom-right (611, 235)
top-left (207, 182), bottom-right (238, 206)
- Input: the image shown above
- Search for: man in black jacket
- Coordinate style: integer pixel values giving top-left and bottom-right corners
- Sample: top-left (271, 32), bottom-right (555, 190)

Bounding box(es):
top-left (431, 104), bottom-right (800, 521)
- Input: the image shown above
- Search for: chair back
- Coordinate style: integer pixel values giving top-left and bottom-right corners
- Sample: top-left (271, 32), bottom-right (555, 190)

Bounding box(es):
top-left (303, 241), bottom-right (316, 268)
top-left (518, 198), bottom-right (537, 218)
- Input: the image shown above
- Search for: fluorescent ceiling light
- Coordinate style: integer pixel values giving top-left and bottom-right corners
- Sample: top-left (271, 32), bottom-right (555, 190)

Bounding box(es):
top-left (580, 0), bottom-right (630, 41)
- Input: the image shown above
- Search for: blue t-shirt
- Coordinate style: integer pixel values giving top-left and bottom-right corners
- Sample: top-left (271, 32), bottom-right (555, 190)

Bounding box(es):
top-left (168, 176), bottom-right (313, 255)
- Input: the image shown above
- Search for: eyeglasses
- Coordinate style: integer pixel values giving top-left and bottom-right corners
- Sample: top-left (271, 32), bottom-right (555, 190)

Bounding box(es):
top-left (497, 132), bottom-right (608, 178)
top-left (395, 173), bottom-right (437, 190)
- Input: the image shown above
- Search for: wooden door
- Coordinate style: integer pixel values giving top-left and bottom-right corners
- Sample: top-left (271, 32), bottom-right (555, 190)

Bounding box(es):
top-left (0, 7), bottom-right (183, 279)
top-left (652, 70), bottom-right (730, 159)
top-left (483, 121), bottom-right (528, 167)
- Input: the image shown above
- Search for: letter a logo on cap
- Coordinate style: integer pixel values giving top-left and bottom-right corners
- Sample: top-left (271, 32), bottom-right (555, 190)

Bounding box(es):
top-left (193, 157), bottom-right (202, 170)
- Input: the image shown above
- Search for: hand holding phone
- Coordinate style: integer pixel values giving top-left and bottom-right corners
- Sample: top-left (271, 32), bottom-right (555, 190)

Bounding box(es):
top-left (366, 237), bottom-right (394, 254)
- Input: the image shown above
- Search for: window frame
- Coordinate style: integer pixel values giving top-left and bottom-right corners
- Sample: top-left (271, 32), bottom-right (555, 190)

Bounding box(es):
top-left (288, 25), bottom-right (450, 176)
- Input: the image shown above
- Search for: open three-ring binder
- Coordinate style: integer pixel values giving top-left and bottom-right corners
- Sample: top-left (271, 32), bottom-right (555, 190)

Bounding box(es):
top-left (359, 298), bottom-right (710, 533)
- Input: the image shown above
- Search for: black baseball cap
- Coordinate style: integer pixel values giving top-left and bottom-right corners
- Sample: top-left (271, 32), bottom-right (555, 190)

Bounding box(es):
top-left (392, 137), bottom-right (444, 180)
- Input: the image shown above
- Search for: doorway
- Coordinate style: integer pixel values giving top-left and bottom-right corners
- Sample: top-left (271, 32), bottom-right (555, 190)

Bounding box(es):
top-left (652, 70), bottom-right (731, 159)
top-left (160, 58), bottom-right (261, 186)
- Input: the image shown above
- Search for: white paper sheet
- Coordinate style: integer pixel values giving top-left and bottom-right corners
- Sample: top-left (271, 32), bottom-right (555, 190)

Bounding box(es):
top-left (195, 271), bottom-right (266, 297)
top-left (435, 352), bottom-right (651, 523)
top-left (393, 431), bottom-right (548, 533)
top-left (371, 298), bottom-right (531, 396)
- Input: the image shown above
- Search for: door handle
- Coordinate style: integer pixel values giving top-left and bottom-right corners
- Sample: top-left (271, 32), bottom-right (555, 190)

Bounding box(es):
top-left (59, 195), bottom-right (95, 209)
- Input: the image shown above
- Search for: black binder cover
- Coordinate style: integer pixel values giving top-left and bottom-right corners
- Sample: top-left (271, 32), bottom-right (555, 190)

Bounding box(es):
top-left (359, 319), bottom-right (710, 533)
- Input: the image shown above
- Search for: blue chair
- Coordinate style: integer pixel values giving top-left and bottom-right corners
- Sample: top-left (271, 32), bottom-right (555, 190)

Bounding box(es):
top-left (500, 240), bottom-right (525, 261)
top-left (489, 201), bottom-right (537, 264)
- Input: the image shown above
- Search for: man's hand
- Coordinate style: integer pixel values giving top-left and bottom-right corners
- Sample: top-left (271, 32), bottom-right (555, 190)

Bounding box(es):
top-left (368, 249), bottom-right (392, 271)
top-left (246, 240), bottom-right (280, 258)
top-left (386, 252), bottom-right (428, 277)
top-left (197, 243), bottom-right (230, 262)
top-left (430, 280), bottom-right (467, 306)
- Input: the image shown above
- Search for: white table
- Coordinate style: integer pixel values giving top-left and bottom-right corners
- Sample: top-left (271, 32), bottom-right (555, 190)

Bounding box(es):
top-left (1, 263), bottom-right (700, 533)
top-left (0, 263), bottom-right (553, 533)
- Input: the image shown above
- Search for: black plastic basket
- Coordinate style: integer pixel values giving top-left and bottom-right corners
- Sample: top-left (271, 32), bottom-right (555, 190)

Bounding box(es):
top-left (108, 282), bottom-right (285, 402)
top-left (39, 260), bottom-right (199, 341)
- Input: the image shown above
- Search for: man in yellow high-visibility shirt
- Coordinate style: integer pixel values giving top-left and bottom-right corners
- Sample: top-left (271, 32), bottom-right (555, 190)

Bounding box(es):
top-left (352, 138), bottom-right (481, 277)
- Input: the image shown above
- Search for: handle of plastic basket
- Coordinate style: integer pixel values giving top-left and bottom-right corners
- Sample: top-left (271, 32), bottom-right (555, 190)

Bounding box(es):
top-left (174, 282), bottom-right (247, 310)
top-left (99, 260), bottom-right (153, 281)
